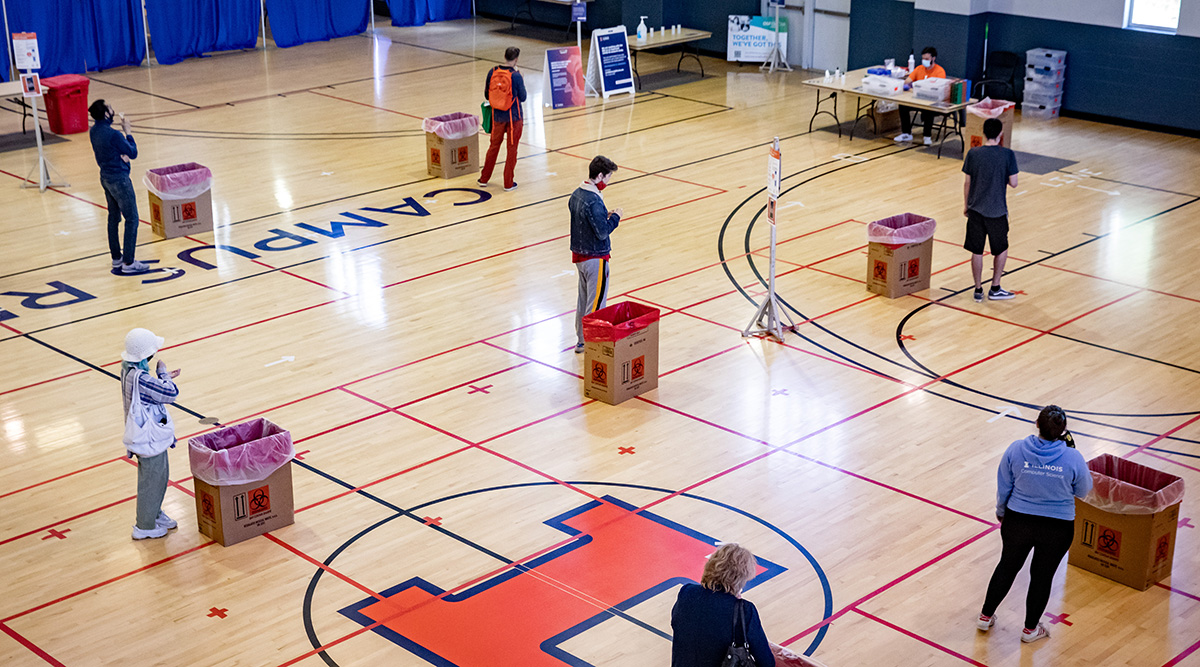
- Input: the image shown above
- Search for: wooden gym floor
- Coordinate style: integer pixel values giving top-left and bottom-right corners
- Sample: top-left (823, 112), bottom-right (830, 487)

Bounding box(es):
top-left (1, 17), bottom-right (1198, 667)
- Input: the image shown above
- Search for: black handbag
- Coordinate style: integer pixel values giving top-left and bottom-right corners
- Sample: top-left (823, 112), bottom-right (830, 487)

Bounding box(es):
top-left (720, 599), bottom-right (756, 667)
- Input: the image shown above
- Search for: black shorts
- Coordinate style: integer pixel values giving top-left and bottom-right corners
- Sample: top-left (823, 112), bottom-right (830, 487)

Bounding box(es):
top-left (964, 210), bottom-right (1009, 255)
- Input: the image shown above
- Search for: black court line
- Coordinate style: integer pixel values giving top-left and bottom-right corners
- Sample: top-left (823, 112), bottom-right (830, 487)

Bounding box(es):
top-left (1058, 169), bottom-right (1200, 199)
top-left (86, 76), bottom-right (202, 109)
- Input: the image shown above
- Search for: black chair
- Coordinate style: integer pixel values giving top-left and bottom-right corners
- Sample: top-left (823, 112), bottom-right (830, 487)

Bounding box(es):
top-left (972, 51), bottom-right (1020, 101)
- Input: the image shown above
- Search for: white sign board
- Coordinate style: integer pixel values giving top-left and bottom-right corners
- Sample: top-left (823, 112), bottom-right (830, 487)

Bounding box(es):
top-left (584, 26), bottom-right (635, 98)
top-left (13, 32), bottom-right (41, 70)
top-left (727, 16), bottom-right (787, 63)
top-left (767, 146), bottom-right (781, 198)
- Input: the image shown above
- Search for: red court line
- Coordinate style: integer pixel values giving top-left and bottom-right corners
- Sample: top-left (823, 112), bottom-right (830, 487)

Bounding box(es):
top-left (1123, 413), bottom-right (1200, 459)
top-left (0, 455), bottom-right (123, 500)
top-left (0, 321), bottom-right (22, 334)
top-left (0, 541), bottom-right (217, 623)
top-left (1038, 261), bottom-right (1200, 306)
top-left (552, 149), bottom-right (727, 193)
top-left (0, 168), bottom-right (152, 226)
top-left (1140, 450), bottom-right (1200, 474)
top-left (780, 526), bottom-right (997, 646)
top-left (0, 494), bottom-right (138, 547)
top-left (0, 622), bottom-right (64, 667)
top-left (0, 369), bottom-right (93, 398)
top-left (479, 340), bottom-right (583, 380)
top-left (264, 533), bottom-right (382, 600)
top-left (1156, 582), bottom-right (1200, 604)
top-left (851, 608), bottom-right (987, 666)
top-left (779, 448), bottom-right (994, 526)
top-left (308, 90), bottom-right (425, 120)
top-left (294, 444), bottom-right (474, 513)
top-left (661, 341), bottom-right (750, 377)
top-left (250, 258), bottom-right (348, 294)
top-left (1164, 638), bottom-right (1200, 667)
top-left (396, 361), bottom-right (533, 408)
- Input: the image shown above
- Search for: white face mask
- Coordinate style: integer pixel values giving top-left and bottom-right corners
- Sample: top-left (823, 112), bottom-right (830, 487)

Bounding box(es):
top-left (922, 58), bottom-right (932, 68)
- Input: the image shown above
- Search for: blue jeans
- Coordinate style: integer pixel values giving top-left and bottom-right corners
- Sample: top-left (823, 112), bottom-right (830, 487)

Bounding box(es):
top-left (101, 176), bottom-right (139, 265)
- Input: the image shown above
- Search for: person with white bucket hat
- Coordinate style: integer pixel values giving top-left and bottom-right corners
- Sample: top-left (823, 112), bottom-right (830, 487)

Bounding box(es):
top-left (120, 328), bottom-right (181, 540)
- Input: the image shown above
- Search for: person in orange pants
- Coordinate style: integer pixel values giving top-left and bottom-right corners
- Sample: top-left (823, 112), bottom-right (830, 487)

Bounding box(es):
top-left (479, 47), bottom-right (527, 191)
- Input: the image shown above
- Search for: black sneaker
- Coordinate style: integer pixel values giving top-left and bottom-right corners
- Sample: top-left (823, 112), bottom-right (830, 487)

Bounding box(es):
top-left (988, 286), bottom-right (1015, 300)
top-left (973, 288), bottom-right (984, 302)
top-left (504, 182), bottom-right (518, 192)
top-left (476, 179), bottom-right (487, 188)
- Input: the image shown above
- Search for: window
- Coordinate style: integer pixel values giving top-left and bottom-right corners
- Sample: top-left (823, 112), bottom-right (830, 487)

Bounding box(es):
top-left (1126, 0), bottom-right (1181, 33)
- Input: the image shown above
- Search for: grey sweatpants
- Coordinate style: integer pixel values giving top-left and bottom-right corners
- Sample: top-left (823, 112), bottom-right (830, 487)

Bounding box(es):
top-left (135, 450), bottom-right (170, 530)
top-left (574, 258), bottom-right (609, 347)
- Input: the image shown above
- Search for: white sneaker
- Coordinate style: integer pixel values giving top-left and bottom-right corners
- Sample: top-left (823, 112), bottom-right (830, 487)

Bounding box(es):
top-left (111, 258), bottom-right (122, 270)
top-left (132, 524), bottom-right (170, 540)
top-left (893, 133), bottom-right (913, 143)
top-left (121, 260), bottom-right (150, 274)
top-left (976, 614), bottom-right (995, 632)
top-left (156, 512), bottom-right (178, 530)
top-left (1021, 623), bottom-right (1050, 643)
top-left (923, 136), bottom-right (933, 146)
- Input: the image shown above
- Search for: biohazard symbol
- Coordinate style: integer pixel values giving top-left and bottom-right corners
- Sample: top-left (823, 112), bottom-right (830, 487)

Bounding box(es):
top-left (591, 360), bottom-right (608, 387)
top-left (249, 485), bottom-right (271, 515)
top-left (430, 148), bottom-right (442, 166)
top-left (873, 260), bottom-right (887, 282)
top-left (201, 491), bottom-right (216, 520)
top-left (970, 135), bottom-right (984, 148)
top-left (907, 258), bottom-right (921, 279)
top-left (631, 355), bottom-right (645, 381)
top-left (181, 201), bottom-right (197, 221)
top-left (1154, 535), bottom-right (1170, 563)
top-left (456, 146), bottom-right (470, 164)
top-left (1097, 527), bottom-right (1121, 558)
top-left (151, 202), bottom-right (162, 223)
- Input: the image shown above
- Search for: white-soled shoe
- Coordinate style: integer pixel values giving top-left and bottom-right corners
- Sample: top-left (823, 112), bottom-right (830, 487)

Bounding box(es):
top-left (893, 133), bottom-right (913, 143)
top-left (156, 512), bottom-right (178, 530)
top-left (976, 614), bottom-right (995, 631)
top-left (1021, 623), bottom-right (1050, 643)
top-left (132, 524), bottom-right (169, 540)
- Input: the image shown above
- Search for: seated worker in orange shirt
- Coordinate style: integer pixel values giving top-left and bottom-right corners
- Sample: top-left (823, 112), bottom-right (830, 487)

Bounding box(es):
top-left (894, 46), bottom-right (947, 146)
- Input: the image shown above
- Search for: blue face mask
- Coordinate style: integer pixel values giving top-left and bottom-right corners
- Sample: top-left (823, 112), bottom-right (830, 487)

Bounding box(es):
top-left (922, 58), bottom-right (932, 68)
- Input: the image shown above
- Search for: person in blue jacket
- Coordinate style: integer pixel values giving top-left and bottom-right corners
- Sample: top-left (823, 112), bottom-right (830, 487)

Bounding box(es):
top-left (977, 405), bottom-right (1092, 643)
top-left (89, 99), bottom-right (148, 274)
top-left (569, 155), bottom-right (622, 353)
top-left (672, 543), bottom-right (775, 666)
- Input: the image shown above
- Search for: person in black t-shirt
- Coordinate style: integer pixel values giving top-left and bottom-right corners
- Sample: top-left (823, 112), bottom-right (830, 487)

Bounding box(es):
top-left (962, 117), bottom-right (1019, 302)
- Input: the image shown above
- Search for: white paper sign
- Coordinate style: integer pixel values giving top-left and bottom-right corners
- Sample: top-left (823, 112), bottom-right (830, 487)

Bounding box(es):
top-left (767, 146), bottom-right (781, 198)
top-left (13, 32), bottom-right (41, 70)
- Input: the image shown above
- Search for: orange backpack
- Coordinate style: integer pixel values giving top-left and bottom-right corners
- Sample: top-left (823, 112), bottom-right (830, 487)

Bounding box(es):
top-left (488, 67), bottom-right (515, 111)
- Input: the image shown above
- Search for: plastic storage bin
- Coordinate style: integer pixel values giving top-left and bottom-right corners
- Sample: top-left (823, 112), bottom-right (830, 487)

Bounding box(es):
top-left (1024, 91), bottom-right (1063, 108)
top-left (862, 75), bottom-right (902, 96)
top-left (1023, 77), bottom-right (1063, 97)
top-left (1026, 64), bottom-right (1065, 83)
top-left (40, 74), bottom-right (90, 135)
top-left (912, 77), bottom-right (951, 102)
top-left (1021, 102), bottom-right (1061, 120)
top-left (1026, 48), bottom-right (1067, 68)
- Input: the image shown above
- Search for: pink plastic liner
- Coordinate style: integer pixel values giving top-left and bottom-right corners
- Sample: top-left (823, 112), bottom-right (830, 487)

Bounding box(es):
top-left (144, 162), bottom-right (213, 199)
top-left (967, 97), bottom-right (1016, 118)
top-left (867, 213), bottom-right (937, 247)
top-left (189, 417), bottom-right (294, 486)
top-left (582, 301), bottom-right (660, 343)
top-left (422, 112), bottom-right (480, 140)
top-left (1082, 453), bottom-right (1185, 515)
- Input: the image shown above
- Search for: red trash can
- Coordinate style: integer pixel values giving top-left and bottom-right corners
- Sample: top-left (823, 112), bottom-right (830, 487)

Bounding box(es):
top-left (40, 75), bottom-right (91, 135)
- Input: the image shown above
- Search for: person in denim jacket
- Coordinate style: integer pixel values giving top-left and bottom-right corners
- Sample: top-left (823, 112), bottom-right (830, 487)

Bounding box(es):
top-left (569, 155), bottom-right (622, 352)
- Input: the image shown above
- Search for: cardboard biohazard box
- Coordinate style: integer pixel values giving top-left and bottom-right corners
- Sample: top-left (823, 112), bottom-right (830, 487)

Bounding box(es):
top-left (965, 100), bottom-right (1015, 150)
top-left (582, 302), bottom-right (660, 405)
top-left (148, 189), bottom-right (214, 239)
top-left (1069, 454), bottom-right (1185, 590)
top-left (144, 163), bottom-right (214, 239)
top-left (189, 418), bottom-right (296, 546)
top-left (423, 112), bottom-right (481, 179)
top-left (865, 213), bottom-right (936, 298)
top-left (193, 463), bottom-right (294, 547)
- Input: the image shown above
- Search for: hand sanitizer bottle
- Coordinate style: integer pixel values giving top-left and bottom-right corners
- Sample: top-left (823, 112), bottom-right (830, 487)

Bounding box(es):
top-left (637, 17), bottom-right (648, 41)
top-left (908, 53), bottom-right (915, 73)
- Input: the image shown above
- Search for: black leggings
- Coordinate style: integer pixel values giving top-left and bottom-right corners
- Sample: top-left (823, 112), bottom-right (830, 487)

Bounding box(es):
top-left (981, 510), bottom-right (1074, 629)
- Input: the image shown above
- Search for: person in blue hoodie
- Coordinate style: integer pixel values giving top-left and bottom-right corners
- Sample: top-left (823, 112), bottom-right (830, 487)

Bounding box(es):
top-left (977, 405), bottom-right (1092, 643)
top-left (569, 155), bottom-right (622, 353)
top-left (89, 99), bottom-right (148, 274)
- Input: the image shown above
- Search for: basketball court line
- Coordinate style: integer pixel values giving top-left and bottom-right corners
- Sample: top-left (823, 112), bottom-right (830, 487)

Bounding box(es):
top-left (851, 607), bottom-right (988, 666)
top-left (0, 622), bottom-right (65, 667)
top-left (1164, 639), bottom-right (1200, 667)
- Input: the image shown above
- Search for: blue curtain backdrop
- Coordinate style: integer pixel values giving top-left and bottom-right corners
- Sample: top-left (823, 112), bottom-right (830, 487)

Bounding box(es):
top-left (3, 0), bottom-right (145, 77)
top-left (264, 0), bottom-right (369, 48)
top-left (145, 0), bottom-right (260, 65)
top-left (386, 0), bottom-right (470, 27)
